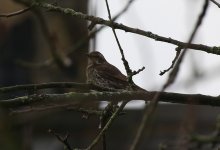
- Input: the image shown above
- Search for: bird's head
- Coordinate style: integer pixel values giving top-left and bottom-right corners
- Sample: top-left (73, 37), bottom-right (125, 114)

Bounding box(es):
top-left (87, 51), bottom-right (107, 65)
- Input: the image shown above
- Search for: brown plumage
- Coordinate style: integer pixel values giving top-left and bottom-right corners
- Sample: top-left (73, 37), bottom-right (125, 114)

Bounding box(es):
top-left (86, 51), bottom-right (146, 91)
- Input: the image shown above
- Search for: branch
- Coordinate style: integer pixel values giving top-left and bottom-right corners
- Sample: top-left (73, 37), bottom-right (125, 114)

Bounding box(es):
top-left (131, 66), bottom-right (145, 77)
top-left (164, 0), bottom-right (209, 88)
top-left (86, 101), bottom-right (128, 150)
top-left (99, 103), bottom-right (113, 150)
top-left (0, 7), bottom-right (31, 17)
top-left (130, 1), bottom-right (210, 149)
top-left (104, 0), bottom-right (146, 84)
top-left (10, 104), bottom-right (102, 116)
top-left (210, 0), bottom-right (220, 8)
top-left (104, 0), bottom-right (134, 84)
top-left (46, 101), bottom-right (127, 150)
top-left (159, 47), bottom-right (181, 76)
top-left (48, 129), bottom-right (72, 150)
top-left (1, 90), bottom-right (220, 108)
top-left (0, 82), bottom-right (115, 94)
top-left (18, 1), bottom-right (220, 56)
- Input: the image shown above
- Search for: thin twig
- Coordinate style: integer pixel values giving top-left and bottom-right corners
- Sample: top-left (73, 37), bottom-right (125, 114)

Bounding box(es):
top-left (48, 129), bottom-right (72, 150)
top-left (16, 1), bottom-right (220, 56)
top-left (67, 107), bottom-right (102, 116)
top-left (164, 0), bottom-right (209, 88)
top-left (104, 0), bottom-right (133, 80)
top-left (10, 104), bottom-right (102, 116)
top-left (210, 0), bottom-right (220, 8)
top-left (0, 7), bottom-right (31, 17)
top-left (129, 1), bottom-right (210, 149)
top-left (0, 82), bottom-right (116, 94)
top-left (86, 101), bottom-right (128, 150)
top-left (131, 66), bottom-right (145, 77)
top-left (104, 0), bottom-right (145, 84)
top-left (159, 47), bottom-right (182, 76)
top-left (100, 102), bottom-right (115, 150)
top-left (129, 105), bottom-right (148, 150)
top-left (10, 103), bottom-right (73, 115)
top-left (113, 0), bottom-right (136, 20)
top-left (36, 2), bottom-right (220, 54)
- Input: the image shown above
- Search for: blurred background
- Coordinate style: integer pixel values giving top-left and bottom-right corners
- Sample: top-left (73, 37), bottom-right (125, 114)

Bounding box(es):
top-left (1, 0), bottom-right (220, 149)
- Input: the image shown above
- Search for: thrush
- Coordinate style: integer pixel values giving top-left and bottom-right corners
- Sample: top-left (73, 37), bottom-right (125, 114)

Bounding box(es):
top-left (86, 51), bottom-right (146, 91)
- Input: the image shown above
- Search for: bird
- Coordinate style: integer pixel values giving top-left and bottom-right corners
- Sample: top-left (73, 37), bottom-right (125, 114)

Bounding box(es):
top-left (86, 51), bottom-right (146, 92)
top-left (87, 51), bottom-right (147, 130)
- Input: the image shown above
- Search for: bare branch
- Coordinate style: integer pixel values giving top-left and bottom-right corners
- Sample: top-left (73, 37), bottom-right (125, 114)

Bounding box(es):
top-left (104, 0), bottom-right (133, 83)
top-left (0, 7), bottom-right (31, 17)
top-left (159, 47), bottom-right (182, 76)
top-left (86, 101), bottom-right (128, 150)
top-left (104, 0), bottom-right (145, 85)
top-left (131, 66), bottom-right (145, 77)
top-left (0, 82), bottom-right (115, 94)
top-left (1, 90), bottom-right (220, 108)
top-left (130, 1), bottom-right (210, 149)
top-left (164, 0), bottom-right (209, 88)
top-left (10, 104), bottom-right (102, 116)
top-left (48, 129), bottom-right (72, 150)
top-left (16, 1), bottom-right (220, 56)
top-left (210, 0), bottom-right (220, 8)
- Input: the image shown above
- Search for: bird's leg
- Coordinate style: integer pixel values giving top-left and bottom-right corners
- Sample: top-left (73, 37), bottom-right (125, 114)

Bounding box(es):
top-left (99, 101), bottom-right (118, 150)
top-left (99, 102), bottom-right (115, 128)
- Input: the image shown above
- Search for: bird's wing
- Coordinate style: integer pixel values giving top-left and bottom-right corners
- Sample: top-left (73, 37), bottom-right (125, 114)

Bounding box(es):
top-left (96, 63), bottom-right (129, 88)
top-left (94, 63), bottom-right (146, 91)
